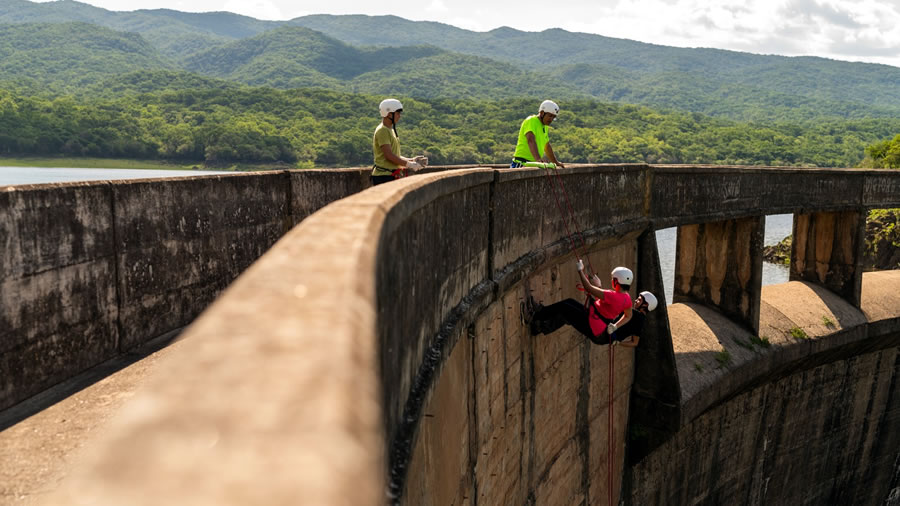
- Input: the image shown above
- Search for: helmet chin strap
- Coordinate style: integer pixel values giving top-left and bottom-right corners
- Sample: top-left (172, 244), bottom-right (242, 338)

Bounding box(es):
top-left (389, 112), bottom-right (399, 139)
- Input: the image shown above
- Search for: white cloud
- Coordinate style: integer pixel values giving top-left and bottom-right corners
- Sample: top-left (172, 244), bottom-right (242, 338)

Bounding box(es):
top-left (426, 0), bottom-right (449, 13)
top-left (222, 0), bottom-right (284, 20)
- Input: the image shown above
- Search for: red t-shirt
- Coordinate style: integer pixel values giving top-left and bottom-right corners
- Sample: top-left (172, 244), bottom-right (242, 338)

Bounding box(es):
top-left (588, 290), bottom-right (632, 336)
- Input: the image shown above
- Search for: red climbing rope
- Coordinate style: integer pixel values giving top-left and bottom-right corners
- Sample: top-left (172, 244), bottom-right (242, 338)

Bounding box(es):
top-left (609, 342), bottom-right (615, 506)
top-left (530, 162), bottom-right (615, 506)
top-left (538, 165), bottom-right (584, 264)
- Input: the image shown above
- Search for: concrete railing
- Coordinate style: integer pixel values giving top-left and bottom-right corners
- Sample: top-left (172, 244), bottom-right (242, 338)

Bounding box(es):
top-left (1, 169), bottom-right (371, 411)
top-left (18, 165), bottom-right (900, 505)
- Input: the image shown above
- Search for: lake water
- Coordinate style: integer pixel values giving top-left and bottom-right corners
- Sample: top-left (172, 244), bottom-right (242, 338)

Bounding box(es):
top-left (2, 166), bottom-right (793, 304)
top-left (0, 166), bottom-right (234, 186)
top-left (655, 214), bottom-right (793, 304)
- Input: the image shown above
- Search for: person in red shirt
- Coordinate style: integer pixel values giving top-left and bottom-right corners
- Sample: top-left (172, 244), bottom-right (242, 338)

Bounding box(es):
top-left (526, 261), bottom-right (633, 345)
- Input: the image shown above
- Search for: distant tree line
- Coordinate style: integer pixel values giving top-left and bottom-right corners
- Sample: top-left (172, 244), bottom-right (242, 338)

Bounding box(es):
top-left (1, 86), bottom-right (899, 168)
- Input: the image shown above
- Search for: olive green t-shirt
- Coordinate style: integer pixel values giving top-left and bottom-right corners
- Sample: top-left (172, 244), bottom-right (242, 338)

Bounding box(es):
top-left (372, 123), bottom-right (400, 176)
top-left (513, 115), bottom-right (549, 161)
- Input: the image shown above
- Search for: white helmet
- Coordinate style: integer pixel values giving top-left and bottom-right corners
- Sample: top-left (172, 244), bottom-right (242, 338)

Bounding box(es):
top-left (611, 266), bottom-right (633, 286)
top-left (539, 100), bottom-right (559, 116)
top-left (639, 291), bottom-right (658, 311)
top-left (379, 98), bottom-right (403, 117)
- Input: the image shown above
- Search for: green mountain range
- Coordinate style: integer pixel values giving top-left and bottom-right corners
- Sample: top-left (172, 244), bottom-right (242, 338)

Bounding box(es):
top-left (0, 22), bottom-right (170, 92)
top-left (2, 1), bottom-right (899, 122)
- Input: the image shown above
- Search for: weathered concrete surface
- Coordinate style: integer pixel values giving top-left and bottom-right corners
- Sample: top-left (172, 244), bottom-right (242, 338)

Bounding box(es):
top-left (650, 167), bottom-right (871, 227)
top-left (0, 183), bottom-right (118, 411)
top-left (289, 168), bottom-right (370, 225)
top-left (112, 173), bottom-right (289, 350)
top-left (0, 334), bottom-right (182, 505)
top-left (2, 169), bottom-right (372, 416)
top-left (405, 242), bottom-right (639, 506)
top-left (372, 170), bottom-right (494, 472)
top-left (631, 346), bottom-right (900, 505)
top-left (633, 272), bottom-right (900, 505)
top-left (3, 165), bottom-right (898, 506)
top-left (492, 166), bottom-right (646, 283)
top-left (42, 185), bottom-right (388, 505)
top-left (674, 216), bottom-right (764, 333)
top-left (791, 210), bottom-right (866, 307)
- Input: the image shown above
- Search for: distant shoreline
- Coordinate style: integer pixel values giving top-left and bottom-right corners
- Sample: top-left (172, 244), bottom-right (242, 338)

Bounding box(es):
top-left (0, 157), bottom-right (294, 172)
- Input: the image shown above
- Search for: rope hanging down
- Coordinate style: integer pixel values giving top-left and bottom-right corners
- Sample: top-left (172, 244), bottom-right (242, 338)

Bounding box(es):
top-left (522, 162), bottom-right (595, 275)
top-left (521, 161), bottom-right (616, 506)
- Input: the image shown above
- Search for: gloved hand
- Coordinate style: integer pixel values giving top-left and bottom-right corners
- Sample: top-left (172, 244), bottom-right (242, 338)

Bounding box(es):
top-left (591, 274), bottom-right (601, 287)
top-left (607, 322), bottom-right (617, 334)
top-left (414, 156), bottom-right (429, 166)
top-left (576, 259), bottom-right (584, 271)
top-left (406, 161), bottom-right (422, 171)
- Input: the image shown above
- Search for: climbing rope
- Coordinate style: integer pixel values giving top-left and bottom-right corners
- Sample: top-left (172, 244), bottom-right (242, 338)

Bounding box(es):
top-left (522, 161), bottom-right (616, 506)
top-left (522, 161), bottom-right (596, 275)
top-left (609, 341), bottom-right (615, 506)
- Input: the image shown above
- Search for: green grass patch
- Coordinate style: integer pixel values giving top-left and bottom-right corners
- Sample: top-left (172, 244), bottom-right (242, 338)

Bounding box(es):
top-left (715, 349), bottom-right (732, 368)
top-left (822, 315), bottom-right (836, 328)
top-left (790, 326), bottom-right (809, 339)
top-left (694, 363), bottom-right (704, 372)
top-left (734, 337), bottom-right (754, 351)
top-left (751, 335), bottom-right (772, 348)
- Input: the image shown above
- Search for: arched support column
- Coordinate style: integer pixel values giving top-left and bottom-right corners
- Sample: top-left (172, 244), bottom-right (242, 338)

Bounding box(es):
top-left (673, 216), bottom-right (764, 334)
top-left (627, 230), bottom-right (681, 464)
top-left (791, 210), bottom-right (866, 307)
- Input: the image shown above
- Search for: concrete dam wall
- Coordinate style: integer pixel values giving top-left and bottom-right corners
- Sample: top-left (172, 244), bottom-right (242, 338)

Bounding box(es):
top-left (0, 169), bottom-right (370, 411)
top-left (3, 165), bottom-right (898, 505)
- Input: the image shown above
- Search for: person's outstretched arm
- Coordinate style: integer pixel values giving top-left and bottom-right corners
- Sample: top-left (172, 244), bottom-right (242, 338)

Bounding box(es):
top-left (545, 143), bottom-right (564, 168)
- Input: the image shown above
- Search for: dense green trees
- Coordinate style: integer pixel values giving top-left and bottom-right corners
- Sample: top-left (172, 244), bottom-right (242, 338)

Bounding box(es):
top-left (863, 134), bottom-right (900, 169)
top-left (2, 86), bottom-right (898, 167)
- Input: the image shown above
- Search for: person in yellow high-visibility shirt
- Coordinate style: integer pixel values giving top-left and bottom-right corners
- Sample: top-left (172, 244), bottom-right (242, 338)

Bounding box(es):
top-left (371, 98), bottom-right (428, 186)
top-left (510, 100), bottom-right (565, 169)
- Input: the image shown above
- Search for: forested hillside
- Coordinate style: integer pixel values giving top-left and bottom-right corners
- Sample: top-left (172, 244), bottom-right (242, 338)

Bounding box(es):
top-left (0, 22), bottom-right (170, 93)
top-left (2, 2), bottom-right (899, 122)
top-left (0, 1), bottom-right (897, 169)
top-left (1, 85), bottom-right (897, 168)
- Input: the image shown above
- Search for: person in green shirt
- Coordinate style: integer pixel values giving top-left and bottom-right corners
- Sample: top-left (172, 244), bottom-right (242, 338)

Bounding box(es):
top-left (371, 98), bottom-right (427, 186)
top-left (511, 100), bottom-right (565, 169)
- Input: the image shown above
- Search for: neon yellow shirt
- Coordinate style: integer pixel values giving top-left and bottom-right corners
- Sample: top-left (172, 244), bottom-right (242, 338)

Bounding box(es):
top-left (372, 123), bottom-right (400, 176)
top-left (513, 115), bottom-right (549, 161)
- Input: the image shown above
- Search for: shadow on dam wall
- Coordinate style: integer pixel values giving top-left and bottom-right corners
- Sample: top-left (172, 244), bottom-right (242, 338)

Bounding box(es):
top-left (2, 165), bottom-right (899, 505)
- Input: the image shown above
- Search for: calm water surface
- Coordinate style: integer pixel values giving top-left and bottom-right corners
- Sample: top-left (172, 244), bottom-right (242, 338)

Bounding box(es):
top-left (0, 166), bottom-right (233, 186)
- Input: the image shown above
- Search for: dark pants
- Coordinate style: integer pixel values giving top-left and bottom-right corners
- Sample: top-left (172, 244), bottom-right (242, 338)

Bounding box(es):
top-left (532, 298), bottom-right (612, 345)
top-left (371, 175), bottom-right (394, 186)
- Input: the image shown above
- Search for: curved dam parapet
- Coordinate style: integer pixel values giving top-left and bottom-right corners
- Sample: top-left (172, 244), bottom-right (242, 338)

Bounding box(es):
top-left (23, 165), bottom-right (900, 505)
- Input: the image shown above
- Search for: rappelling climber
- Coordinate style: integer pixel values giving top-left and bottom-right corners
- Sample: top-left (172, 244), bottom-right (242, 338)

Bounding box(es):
top-left (510, 99), bottom-right (565, 169)
top-left (371, 98), bottom-right (428, 186)
top-left (609, 290), bottom-right (658, 348)
top-left (525, 261), bottom-right (633, 345)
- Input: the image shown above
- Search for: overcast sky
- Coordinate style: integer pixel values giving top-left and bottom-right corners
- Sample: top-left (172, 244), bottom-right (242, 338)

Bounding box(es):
top-left (34, 0), bottom-right (900, 68)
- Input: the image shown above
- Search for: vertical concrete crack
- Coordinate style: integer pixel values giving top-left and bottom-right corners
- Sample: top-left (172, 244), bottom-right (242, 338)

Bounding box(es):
top-left (108, 182), bottom-right (125, 353)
